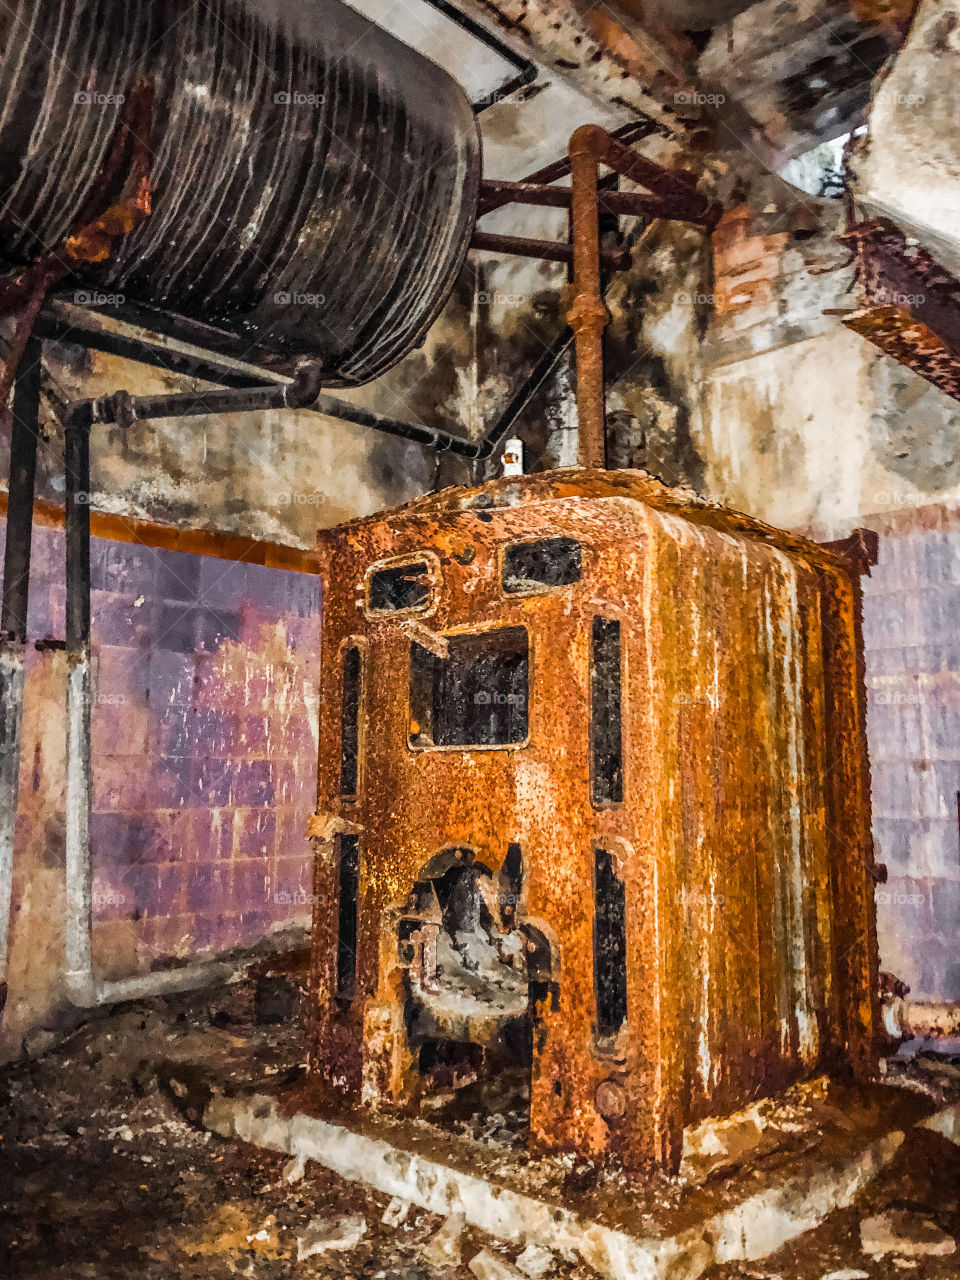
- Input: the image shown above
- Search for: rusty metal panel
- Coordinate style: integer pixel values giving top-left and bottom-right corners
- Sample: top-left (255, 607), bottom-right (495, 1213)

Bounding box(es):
top-left (307, 469), bottom-right (879, 1170)
top-left (0, 0), bottom-right (480, 385)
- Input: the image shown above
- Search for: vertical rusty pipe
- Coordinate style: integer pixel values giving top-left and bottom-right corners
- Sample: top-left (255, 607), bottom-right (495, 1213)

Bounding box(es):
top-left (63, 405), bottom-right (95, 1004)
top-left (0, 334), bottom-right (43, 1015)
top-left (567, 126), bottom-right (611, 469)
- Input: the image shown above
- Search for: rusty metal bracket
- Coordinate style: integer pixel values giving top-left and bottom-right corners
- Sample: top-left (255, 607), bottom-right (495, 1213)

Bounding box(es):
top-left (836, 216), bottom-right (960, 403)
top-left (821, 527), bottom-right (880, 578)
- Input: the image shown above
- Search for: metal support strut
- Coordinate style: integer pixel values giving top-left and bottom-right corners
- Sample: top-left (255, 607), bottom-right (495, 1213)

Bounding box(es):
top-left (0, 334), bottom-right (42, 1020)
top-left (63, 405), bottom-right (95, 1004)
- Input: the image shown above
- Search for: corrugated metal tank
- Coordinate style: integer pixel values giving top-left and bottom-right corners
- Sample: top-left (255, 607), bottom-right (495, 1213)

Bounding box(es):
top-left (0, 0), bottom-right (481, 384)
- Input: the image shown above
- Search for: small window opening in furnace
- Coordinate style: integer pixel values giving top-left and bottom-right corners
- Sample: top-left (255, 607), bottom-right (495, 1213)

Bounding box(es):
top-left (502, 537), bottom-right (582, 593)
top-left (367, 561), bottom-right (432, 614)
top-left (340, 645), bottom-right (361, 798)
top-left (594, 847), bottom-right (627, 1036)
top-left (336, 833), bottom-right (360, 998)
top-left (409, 627), bottom-right (529, 748)
top-left (591, 617), bottom-right (623, 804)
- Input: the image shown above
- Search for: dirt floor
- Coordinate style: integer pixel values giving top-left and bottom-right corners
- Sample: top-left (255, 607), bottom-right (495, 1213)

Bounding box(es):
top-left (1, 979), bottom-right (958, 1280)
top-left (0, 979), bottom-right (595, 1280)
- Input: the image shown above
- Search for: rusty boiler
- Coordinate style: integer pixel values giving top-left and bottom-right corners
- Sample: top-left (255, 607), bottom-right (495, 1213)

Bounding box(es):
top-left (307, 467), bottom-right (880, 1170)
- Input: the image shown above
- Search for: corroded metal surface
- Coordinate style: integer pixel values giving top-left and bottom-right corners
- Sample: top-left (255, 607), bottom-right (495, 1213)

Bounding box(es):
top-left (308, 469), bottom-right (880, 1170)
top-left (0, 0), bottom-right (480, 385)
top-left (565, 126), bottom-right (722, 469)
top-left (839, 217), bottom-right (960, 402)
top-left (842, 306), bottom-right (960, 402)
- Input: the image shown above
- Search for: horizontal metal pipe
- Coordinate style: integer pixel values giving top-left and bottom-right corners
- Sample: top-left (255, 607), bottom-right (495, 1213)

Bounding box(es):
top-left (65, 375), bottom-right (482, 458)
top-left (884, 997), bottom-right (960, 1041)
top-left (477, 119), bottom-right (657, 217)
top-left (470, 231), bottom-right (630, 271)
top-left (65, 955), bottom-right (257, 1008)
top-left (478, 180), bottom-right (708, 223)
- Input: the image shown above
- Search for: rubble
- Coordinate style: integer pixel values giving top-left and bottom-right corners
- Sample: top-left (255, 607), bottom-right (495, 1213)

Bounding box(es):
top-left (3, 978), bottom-right (960, 1280)
top-left (469, 1247), bottom-right (527, 1280)
top-left (423, 1212), bottom-right (467, 1267)
top-left (281, 1153), bottom-right (306, 1183)
top-left (296, 1212), bottom-right (367, 1259)
top-left (515, 1243), bottom-right (557, 1277)
top-left (383, 1196), bottom-right (413, 1226)
top-left (860, 1209), bottom-right (957, 1258)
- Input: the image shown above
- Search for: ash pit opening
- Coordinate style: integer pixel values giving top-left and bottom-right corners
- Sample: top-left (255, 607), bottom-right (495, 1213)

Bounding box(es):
top-left (397, 845), bottom-right (552, 1147)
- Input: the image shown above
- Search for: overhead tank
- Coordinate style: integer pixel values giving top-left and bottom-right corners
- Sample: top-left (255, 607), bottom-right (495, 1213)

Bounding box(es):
top-left (0, 0), bottom-right (482, 384)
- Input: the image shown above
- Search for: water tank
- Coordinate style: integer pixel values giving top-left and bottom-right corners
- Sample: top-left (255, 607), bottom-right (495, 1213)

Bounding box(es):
top-left (0, 0), bottom-right (481, 385)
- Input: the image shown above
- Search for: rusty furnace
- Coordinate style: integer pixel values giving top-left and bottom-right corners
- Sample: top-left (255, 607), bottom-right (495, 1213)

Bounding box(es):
top-left (308, 467), bottom-right (880, 1170)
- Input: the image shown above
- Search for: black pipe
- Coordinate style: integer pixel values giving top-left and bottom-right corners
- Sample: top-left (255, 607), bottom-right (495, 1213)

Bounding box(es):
top-left (419, 0), bottom-right (537, 112)
top-left (1, 335), bottom-right (43, 643)
top-left (66, 372), bottom-right (483, 459)
top-left (477, 331), bottom-right (573, 461)
top-left (64, 409), bottom-right (91, 653)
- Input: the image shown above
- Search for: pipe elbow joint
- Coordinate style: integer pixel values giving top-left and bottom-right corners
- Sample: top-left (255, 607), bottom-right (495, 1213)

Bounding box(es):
top-left (63, 967), bottom-right (97, 1007)
top-left (568, 123), bottom-right (605, 158)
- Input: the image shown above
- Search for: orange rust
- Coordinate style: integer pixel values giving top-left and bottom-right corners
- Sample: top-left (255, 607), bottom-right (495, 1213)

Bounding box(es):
top-left (842, 305), bottom-right (960, 402)
top-left (566, 126), bottom-right (719, 468)
top-left (568, 127), bottom-right (609, 470)
top-left (847, 0), bottom-right (920, 36)
top-left (0, 81), bottom-right (155, 408)
top-left (307, 468), bottom-right (880, 1172)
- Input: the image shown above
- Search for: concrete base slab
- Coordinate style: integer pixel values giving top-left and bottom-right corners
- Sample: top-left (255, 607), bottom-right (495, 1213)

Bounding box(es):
top-left (203, 1091), bottom-right (960, 1280)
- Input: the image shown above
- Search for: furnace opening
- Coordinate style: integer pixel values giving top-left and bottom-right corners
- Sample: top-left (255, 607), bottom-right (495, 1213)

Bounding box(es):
top-left (502, 537), bottom-right (582, 592)
top-left (367, 560), bottom-right (433, 614)
top-left (394, 845), bottom-right (552, 1144)
top-left (408, 627), bottom-right (529, 748)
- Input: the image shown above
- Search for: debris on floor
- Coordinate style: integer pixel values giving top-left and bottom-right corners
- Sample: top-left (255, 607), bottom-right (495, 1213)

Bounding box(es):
top-left (0, 986), bottom-right (601, 1280)
top-left (515, 1243), bottom-right (558, 1277)
top-left (860, 1209), bottom-right (957, 1257)
top-left (3, 983), bottom-right (960, 1280)
top-left (469, 1247), bottom-right (529, 1279)
top-left (422, 1210), bottom-right (467, 1267)
top-left (296, 1211), bottom-right (367, 1259)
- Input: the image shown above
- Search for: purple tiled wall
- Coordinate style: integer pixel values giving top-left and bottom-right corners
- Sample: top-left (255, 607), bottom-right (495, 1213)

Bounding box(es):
top-left (863, 508), bottom-right (960, 1001)
top-left (7, 518), bottom-right (320, 967)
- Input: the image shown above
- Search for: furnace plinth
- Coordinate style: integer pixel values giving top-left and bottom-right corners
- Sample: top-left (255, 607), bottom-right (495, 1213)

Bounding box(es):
top-left (308, 468), bottom-right (880, 1171)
